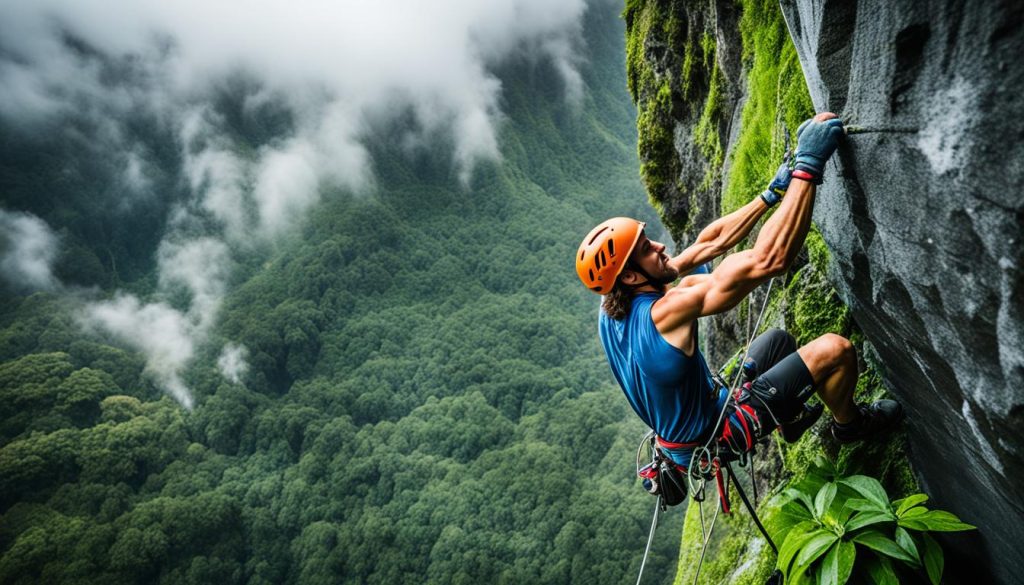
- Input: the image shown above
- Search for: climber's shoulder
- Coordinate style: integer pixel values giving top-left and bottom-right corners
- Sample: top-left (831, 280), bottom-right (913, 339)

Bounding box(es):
top-left (651, 275), bottom-right (710, 332)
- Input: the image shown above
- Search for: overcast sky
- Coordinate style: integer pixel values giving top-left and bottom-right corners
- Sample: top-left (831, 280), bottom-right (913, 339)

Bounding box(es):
top-left (0, 0), bottom-right (589, 181)
top-left (0, 0), bottom-right (598, 407)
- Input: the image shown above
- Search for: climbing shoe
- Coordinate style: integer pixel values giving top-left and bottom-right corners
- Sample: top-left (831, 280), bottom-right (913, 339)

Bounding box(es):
top-left (780, 402), bottom-right (824, 443)
top-left (831, 400), bottom-right (904, 444)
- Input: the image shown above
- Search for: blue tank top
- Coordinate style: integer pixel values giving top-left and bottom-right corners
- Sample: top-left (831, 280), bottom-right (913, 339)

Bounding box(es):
top-left (598, 292), bottom-right (726, 461)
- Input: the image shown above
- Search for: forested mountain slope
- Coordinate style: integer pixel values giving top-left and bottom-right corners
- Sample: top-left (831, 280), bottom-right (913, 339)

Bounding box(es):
top-left (0, 4), bottom-right (681, 584)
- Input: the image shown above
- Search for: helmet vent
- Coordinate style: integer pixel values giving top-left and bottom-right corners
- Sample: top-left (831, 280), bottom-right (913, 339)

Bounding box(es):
top-left (588, 268), bottom-right (594, 281)
top-left (598, 249), bottom-right (607, 268)
top-left (607, 239), bottom-right (615, 256)
top-left (587, 226), bottom-right (609, 245)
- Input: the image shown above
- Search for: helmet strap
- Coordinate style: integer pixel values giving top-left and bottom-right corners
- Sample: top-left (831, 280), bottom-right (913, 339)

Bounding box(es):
top-left (623, 259), bottom-right (672, 291)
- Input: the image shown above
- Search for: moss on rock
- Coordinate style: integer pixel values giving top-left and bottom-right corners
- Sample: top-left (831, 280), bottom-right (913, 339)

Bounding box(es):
top-left (722, 0), bottom-right (813, 214)
top-left (624, 0), bottom-right (729, 241)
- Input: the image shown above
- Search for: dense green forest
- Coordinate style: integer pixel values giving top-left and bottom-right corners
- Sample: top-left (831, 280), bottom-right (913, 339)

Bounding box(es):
top-left (0, 5), bottom-right (692, 585)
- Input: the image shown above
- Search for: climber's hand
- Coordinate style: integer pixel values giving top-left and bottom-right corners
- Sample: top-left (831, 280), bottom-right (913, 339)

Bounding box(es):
top-left (793, 112), bottom-right (844, 184)
top-left (760, 162), bottom-right (792, 207)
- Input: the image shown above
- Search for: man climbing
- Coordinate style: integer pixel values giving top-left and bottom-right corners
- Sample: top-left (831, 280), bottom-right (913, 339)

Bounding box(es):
top-left (575, 112), bottom-right (902, 471)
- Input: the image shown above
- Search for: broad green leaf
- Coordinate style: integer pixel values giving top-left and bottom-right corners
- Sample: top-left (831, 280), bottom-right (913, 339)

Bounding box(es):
top-left (835, 540), bottom-right (856, 584)
top-left (769, 502), bottom-right (813, 540)
top-left (779, 522), bottom-right (821, 575)
top-left (785, 487), bottom-right (816, 514)
top-left (898, 517), bottom-right (928, 531)
top-left (795, 530), bottom-right (838, 569)
top-left (796, 475), bottom-right (828, 503)
top-left (835, 504), bottom-right (856, 527)
top-left (915, 510), bottom-right (976, 532)
top-left (894, 493), bottom-right (929, 516)
top-left (894, 526), bottom-right (920, 565)
top-left (899, 509), bottom-right (976, 532)
top-left (852, 530), bottom-right (917, 563)
top-left (864, 555), bottom-right (900, 585)
top-left (784, 500), bottom-right (814, 521)
top-left (818, 539), bottom-right (856, 585)
top-left (921, 532), bottom-right (944, 585)
top-left (839, 476), bottom-right (891, 511)
top-left (819, 541), bottom-right (840, 585)
top-left (814, 483), bottom-right (837, 519)
top-left (789, 560), bottom-right (814, 585)
top-left (844, 498), bottom-right (885, 513)
top-left (901, 505), bottom-right (929, 518)
top-left (845, 511), bottom-right (895, 532)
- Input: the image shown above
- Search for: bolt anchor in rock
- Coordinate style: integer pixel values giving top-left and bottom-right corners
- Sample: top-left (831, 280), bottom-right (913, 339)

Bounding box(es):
top-left (844, 125), bottom-right (918, 135)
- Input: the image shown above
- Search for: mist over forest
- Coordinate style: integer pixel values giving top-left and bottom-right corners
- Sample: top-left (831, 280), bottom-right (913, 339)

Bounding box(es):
top-left (0, 1), bottom-right (683, 583)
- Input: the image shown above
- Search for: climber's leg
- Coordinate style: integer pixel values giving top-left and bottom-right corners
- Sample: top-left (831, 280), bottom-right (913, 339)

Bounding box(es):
top-left (796, 334), bottom-right (859, 423)
top-left (796, 334), bottom-right (903, 443)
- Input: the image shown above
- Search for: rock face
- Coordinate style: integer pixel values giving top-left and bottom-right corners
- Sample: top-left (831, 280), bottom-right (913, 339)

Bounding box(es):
top-left (782, 0), bottom-right (1024, 581)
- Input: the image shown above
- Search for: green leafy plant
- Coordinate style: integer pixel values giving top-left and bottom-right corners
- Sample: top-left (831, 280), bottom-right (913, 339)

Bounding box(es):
top-left (772, 458), bottom-right (975, 585)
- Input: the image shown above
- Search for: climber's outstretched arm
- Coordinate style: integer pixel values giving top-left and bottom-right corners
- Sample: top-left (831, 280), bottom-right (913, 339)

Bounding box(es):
top-left (653, 176), bottom-right (818, 326)
top-left (669, 162), bottom-right (795, 275)
top-left (668, 197), bottom-right (771, 276)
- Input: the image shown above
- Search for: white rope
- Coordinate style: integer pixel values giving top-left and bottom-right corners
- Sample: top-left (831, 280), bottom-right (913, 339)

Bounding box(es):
top-left (685, 277), bottom-right (776, 585)
top-left (636, 273), bottom-right (779, 585)
top-left (635, 495), bottom-right (662, 585)
top-left (692, 498), bottom-right (722, 585)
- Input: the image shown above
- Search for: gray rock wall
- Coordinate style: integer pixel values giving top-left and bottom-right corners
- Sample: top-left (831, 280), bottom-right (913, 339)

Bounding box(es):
top-left (781, 0), bottom-right (1024, 581)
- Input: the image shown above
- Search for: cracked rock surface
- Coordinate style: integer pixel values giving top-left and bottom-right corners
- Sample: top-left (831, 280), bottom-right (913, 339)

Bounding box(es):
top-left (782, 0), bottom-right (1024, 581)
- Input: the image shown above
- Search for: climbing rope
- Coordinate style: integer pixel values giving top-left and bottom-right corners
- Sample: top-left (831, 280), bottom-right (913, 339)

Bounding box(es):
top-left (635, 495), bottom-right (662, 585)
top-left (687, 278), bottom-right (775, 585)
top-left (634, 277), bottom-right (777, 585)
top-left (688, 277), bottom-right (775, 480)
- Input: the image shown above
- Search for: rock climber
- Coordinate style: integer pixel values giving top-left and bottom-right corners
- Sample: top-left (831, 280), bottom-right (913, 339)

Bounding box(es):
top-left (575, 112), bottom-right (902, 469)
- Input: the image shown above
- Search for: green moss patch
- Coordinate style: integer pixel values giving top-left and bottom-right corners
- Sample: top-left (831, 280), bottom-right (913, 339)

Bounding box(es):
top-left (721, 0), bottom-right (813, 214)
top-left (625, 0), bottom-right (726, 230)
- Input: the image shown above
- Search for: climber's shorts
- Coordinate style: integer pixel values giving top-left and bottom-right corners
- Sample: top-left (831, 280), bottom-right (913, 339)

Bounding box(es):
top-left (735, 328), bottom-right (816, 431)
top-left (668, 329), bottom-right (820, 463)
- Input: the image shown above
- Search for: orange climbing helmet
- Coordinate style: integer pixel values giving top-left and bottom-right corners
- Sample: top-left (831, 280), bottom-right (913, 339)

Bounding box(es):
top-left (576, 217), bottom-right (645, 294)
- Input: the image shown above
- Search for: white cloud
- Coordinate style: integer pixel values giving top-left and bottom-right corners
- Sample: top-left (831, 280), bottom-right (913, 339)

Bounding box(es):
top-left (179, 107), bottom-right (251, 241)
top-left (0, 209), bottom-right (59, 291)
top-left (83, 295), bottom-right (196, 410)
top-left (0, 0), bottom-right (589, 183)
top-left (81, 238), bottom-right (230, 409)
top-left (156, 238), bottom-right (229, 331)
top-left (253, 140), bottom-right (321, 237)
top-left (217, 343), bottom-right (249, 384)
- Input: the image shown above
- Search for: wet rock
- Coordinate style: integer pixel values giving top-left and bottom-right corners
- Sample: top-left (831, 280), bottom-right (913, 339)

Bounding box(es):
top-left (782, 0), bottom-right (1024, 581)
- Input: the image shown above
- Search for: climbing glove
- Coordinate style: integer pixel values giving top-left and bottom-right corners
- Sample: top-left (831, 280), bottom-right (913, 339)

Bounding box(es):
top-left (793, 117), bottom-right (845, 184)
top-left (760, 162), bottom-right (792, 207)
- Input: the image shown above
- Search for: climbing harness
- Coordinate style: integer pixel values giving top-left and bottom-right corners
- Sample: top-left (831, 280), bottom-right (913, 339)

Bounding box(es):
top-left (633, 279), bottom-right (786, 585)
